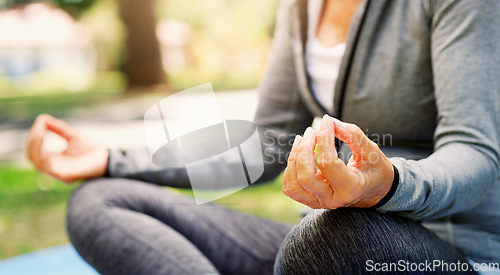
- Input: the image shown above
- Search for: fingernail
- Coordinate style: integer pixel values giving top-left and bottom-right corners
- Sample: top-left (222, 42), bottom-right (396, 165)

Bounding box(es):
top-left (332, 118), bottom-right (346, 128)
top-left (304, 127), bottom-right (313, 137)
top-left (292, 135), bottom-right (301, 150)
top-left (320, 114), bottom-right (329, 129)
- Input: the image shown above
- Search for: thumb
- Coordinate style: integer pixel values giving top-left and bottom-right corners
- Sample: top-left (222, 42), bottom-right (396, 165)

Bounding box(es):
top-left (332, 118), bottom-right (377, 162)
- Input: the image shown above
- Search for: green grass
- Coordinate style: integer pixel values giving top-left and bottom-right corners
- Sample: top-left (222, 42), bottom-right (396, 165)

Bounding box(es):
top-left (0, 164), bottom-right (301, 260)
top-left (0, 165), bottom-right (77, 259)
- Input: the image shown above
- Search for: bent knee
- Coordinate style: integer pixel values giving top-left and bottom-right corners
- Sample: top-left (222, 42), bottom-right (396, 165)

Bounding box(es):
top-left (67, 178), bottom-right (129, 241)
top-left (274, 209), bottom-right (350, 274)
top-left (274, 208), bottom-right (418, 274)
top-left (68, 178), bottom-right (120, 217)
top-left (274, 208), bottom-right (466, 274)
top-left (68, 178), bottom-right (147, 212)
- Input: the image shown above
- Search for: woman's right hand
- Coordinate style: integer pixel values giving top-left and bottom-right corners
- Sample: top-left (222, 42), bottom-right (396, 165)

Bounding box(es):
top-left (27, 114), bottom-right (109, 183)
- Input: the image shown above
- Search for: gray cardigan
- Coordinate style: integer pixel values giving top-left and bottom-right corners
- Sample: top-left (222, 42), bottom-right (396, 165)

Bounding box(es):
top-left (108, 0), bottom-right (500, 263)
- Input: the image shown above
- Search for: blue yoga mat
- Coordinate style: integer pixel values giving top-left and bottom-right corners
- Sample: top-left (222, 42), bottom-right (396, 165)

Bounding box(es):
top-left (0, 244), bottom-right (98, 275)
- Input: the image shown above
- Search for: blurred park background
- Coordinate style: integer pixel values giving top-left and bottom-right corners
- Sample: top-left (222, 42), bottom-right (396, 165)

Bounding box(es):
top-left (0, 0), bottom-right (304, 261)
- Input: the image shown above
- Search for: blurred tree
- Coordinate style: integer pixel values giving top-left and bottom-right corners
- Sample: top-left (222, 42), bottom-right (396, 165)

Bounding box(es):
top-left (117, 0), bottom-right (166, 89)
top-left (5, 0), bottom-right (166, 91)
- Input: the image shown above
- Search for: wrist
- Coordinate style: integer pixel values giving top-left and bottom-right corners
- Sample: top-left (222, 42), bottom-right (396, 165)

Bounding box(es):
top-left (92, 146), bottom-right (109, 179)
top-left (103, 148), bottom-right (111, 177)
top-left (369, 164), bottom-right (399, 209)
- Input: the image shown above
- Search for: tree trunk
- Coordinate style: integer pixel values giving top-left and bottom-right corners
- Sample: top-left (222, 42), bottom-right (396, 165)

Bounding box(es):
top-left (117, 0), bottom-right (166, 89)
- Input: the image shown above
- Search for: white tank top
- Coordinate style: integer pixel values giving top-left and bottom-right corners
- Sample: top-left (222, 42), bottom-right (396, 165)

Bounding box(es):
top-left (305, 0), bottom-right (346, 114)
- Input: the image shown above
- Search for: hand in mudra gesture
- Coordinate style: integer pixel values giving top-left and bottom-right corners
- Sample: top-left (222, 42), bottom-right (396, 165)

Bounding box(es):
top-left (27, 114), bottom-right (108, 183)
top-left (283, 115), bottom-right (394, 209)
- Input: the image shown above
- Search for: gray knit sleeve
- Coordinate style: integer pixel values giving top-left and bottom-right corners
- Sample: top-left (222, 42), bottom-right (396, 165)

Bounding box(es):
top-left (377, 0), bottom-right (500, 220)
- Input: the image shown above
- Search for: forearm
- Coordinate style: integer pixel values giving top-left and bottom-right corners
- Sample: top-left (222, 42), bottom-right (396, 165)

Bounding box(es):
top-left (105, 126), bottom-right (297, 188)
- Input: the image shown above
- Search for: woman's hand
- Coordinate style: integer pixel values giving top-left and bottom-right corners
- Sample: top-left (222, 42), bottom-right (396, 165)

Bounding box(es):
top-left (27, 114), bottom-right (109, 183)
top-left (283, 115), bottom-right (394, 209)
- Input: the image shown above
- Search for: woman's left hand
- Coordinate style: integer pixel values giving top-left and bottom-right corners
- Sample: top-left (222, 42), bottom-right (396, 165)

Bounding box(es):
top-left (282, 115), bottom-right (394, 209)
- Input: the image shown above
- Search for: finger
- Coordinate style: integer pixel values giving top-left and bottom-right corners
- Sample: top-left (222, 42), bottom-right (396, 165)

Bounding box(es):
top-left (290, 134), bottom-right (302, 154)
top-left (283, 135), bottom-right (307, 196)
top-left (283, 167), bottom-right (321, 209)
top-left (26, 115), bottom-right (48, 165)
top-left (283, 135), bottom-right (302, 194)
top-left (332, 118), bottom-right (378, 162)
top-left (316, 114), bottom-right (337, 156)
top-left (316, 115), bottom-right (354, 188)
top-left (289, 128), bottom-right (333, 202)
top-left (283, 135), bottom-right (321, 208)
top-left (295, 127), bottom-right (335, 202)
top-left (44, 115), bottom-right (78, 141)
top-left (295, 127), bottom-right (317, 185)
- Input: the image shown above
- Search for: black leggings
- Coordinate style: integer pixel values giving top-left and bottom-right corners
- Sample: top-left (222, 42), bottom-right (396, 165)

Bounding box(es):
top-left (67, 178), bottom-right (473, 275)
